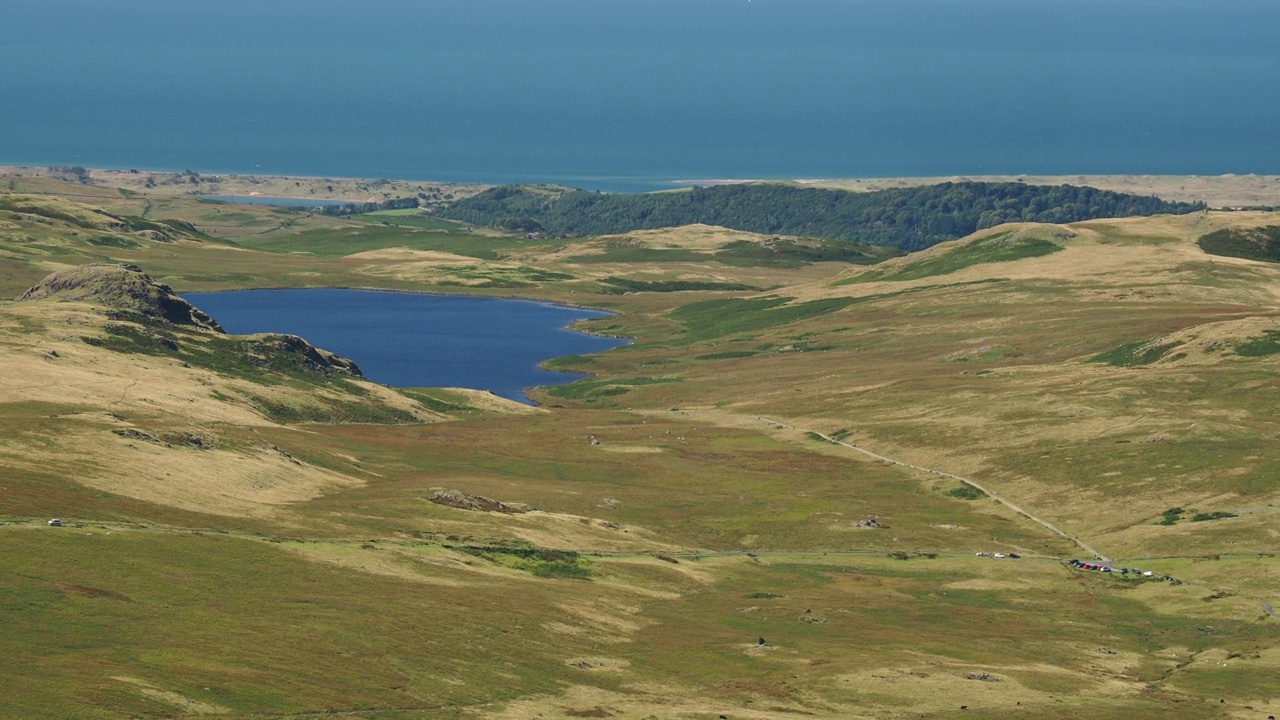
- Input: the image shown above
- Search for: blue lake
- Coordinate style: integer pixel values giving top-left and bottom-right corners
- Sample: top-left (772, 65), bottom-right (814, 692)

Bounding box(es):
top-left (184, 289), bottom-right (628, 404)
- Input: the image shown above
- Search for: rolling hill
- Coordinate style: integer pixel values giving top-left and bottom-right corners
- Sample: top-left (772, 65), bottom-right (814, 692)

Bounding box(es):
top-left (435, 181), bottom-right (1204, 251)
top-left (3, 174), bottom-right (1280, 719)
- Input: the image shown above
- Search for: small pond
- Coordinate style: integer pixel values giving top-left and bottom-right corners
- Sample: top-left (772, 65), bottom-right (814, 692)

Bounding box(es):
top-left (184, 289), bottom-right (627, 403)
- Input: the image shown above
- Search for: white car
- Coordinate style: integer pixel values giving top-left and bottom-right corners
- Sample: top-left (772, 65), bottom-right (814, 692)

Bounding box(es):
top-left (47, 518), bottom-right (63, 527)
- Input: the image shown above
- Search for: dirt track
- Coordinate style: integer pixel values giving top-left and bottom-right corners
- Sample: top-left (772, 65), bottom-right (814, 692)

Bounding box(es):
top-left (757, 417), bottom-right (1112, 562)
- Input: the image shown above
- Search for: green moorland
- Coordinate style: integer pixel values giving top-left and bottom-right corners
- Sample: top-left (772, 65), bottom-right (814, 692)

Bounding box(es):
top-left (3, 172), bottom-right (1280, 719)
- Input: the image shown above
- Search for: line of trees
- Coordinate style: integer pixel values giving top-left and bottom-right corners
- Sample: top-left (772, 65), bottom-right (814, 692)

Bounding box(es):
top-left (435, 182), bottom-right (1204, 251)
top-left (318, 197), bottom-right (420, 216)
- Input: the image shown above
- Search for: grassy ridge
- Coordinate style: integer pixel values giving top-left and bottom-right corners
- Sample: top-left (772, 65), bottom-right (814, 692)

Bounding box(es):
top-left (234, 224), bottom-right (512, 260)
top-left (668, 296), bottom-right (859, 343)
top-left (837, 230), bottom-right (1064, 283)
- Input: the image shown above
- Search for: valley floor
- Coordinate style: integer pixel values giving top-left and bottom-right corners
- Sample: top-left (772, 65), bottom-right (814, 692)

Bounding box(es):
top-left (3, 173), bottom-right (1280, 718)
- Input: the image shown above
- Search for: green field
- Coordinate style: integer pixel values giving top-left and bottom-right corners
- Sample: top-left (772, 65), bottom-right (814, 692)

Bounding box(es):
top-left (3, 173), bottom-right (1280, 719)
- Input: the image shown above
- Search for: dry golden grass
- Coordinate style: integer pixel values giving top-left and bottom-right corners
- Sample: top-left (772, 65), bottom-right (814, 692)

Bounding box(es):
top-left (469, 683), bottom-right (730, 720)
top-left (0, 297), bottom-right (472, 519)
top-left (0, 302), bottom-right (272, 425)
top-left (275, 542), bottom-right (475, 587)
top-left (346, 247), bottom-right (481, 262)
top-left (561, 210), bottom-right (1280, 566)
top-left (592, 223), bottom-right (786, 251)
top-left (0, 192), bottom-right (136, 230)
top-left (441, 387), bottom-right (543, 415)
top-left (110, 677), bottom-right (232, 716)
top-left (815, 217), bottom-right (1267, 301)
top-left (46, 429), bottom-right (362, 517)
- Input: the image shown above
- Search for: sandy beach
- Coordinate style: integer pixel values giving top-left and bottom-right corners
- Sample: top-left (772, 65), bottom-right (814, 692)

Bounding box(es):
top-left (0, 166), bottom-right (490, 208)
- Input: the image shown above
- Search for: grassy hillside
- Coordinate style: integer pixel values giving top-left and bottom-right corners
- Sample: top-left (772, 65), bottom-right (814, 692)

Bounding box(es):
top-left (2, 177), bottom-right (1280, 719)
top-left (435, 181), bottom-right (1204, 251)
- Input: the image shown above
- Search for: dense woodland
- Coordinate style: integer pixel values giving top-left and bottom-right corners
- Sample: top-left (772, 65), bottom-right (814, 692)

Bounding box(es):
top-left (1198, 225), bottom-right (1280, 263)
top-left (436, 182), bottom-right (1203, 251)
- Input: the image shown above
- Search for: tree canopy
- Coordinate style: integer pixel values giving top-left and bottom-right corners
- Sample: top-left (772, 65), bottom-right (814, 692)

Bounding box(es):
top-left (435, 182), bottom-right (1203, 251)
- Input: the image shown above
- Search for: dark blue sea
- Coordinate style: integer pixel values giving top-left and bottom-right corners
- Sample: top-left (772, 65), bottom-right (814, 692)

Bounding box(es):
top-left (3, 0), bottom-right (1278, 191)
top-left (185, 289), bottom-right (627, 403)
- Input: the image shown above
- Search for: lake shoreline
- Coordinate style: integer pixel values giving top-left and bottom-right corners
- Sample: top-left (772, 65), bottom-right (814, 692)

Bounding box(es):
top-left (185, 289), bottom-right (629, 404)
top-left (178, 283), bottom-right (626, 327)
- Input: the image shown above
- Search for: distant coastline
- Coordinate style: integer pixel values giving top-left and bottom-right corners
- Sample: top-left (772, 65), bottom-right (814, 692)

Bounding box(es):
top-left (5, 165), bottom-right (1280, 210)
top-left (672, 173), bottom-right (1280, 209)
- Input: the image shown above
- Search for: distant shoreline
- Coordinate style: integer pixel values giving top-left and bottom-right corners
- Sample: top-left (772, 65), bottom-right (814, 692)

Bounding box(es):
top-left (5, 165), bottom-right (1280, 209)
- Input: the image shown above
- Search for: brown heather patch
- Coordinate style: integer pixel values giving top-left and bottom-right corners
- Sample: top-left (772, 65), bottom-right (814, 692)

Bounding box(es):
top-left (599, 555), bottom-right (720, 587)
top-left (596, 443), bottom-right (665, 453)
top-left (57, 583), bottom-right (131, 601)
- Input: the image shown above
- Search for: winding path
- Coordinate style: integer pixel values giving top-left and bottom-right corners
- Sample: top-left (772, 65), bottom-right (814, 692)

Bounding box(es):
top-left (757, 416), bottom-right (1111, 562)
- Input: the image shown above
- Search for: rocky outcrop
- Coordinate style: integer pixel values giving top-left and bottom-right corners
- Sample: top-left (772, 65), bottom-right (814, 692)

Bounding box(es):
top-left (16, 264), bottom-right (223, 332)
top-left (18, 264), bottom-right (366, 380)
top-left (429, 489), bottom-right (533, 514)
top-left (246, 334), bottom-right (363, 377)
